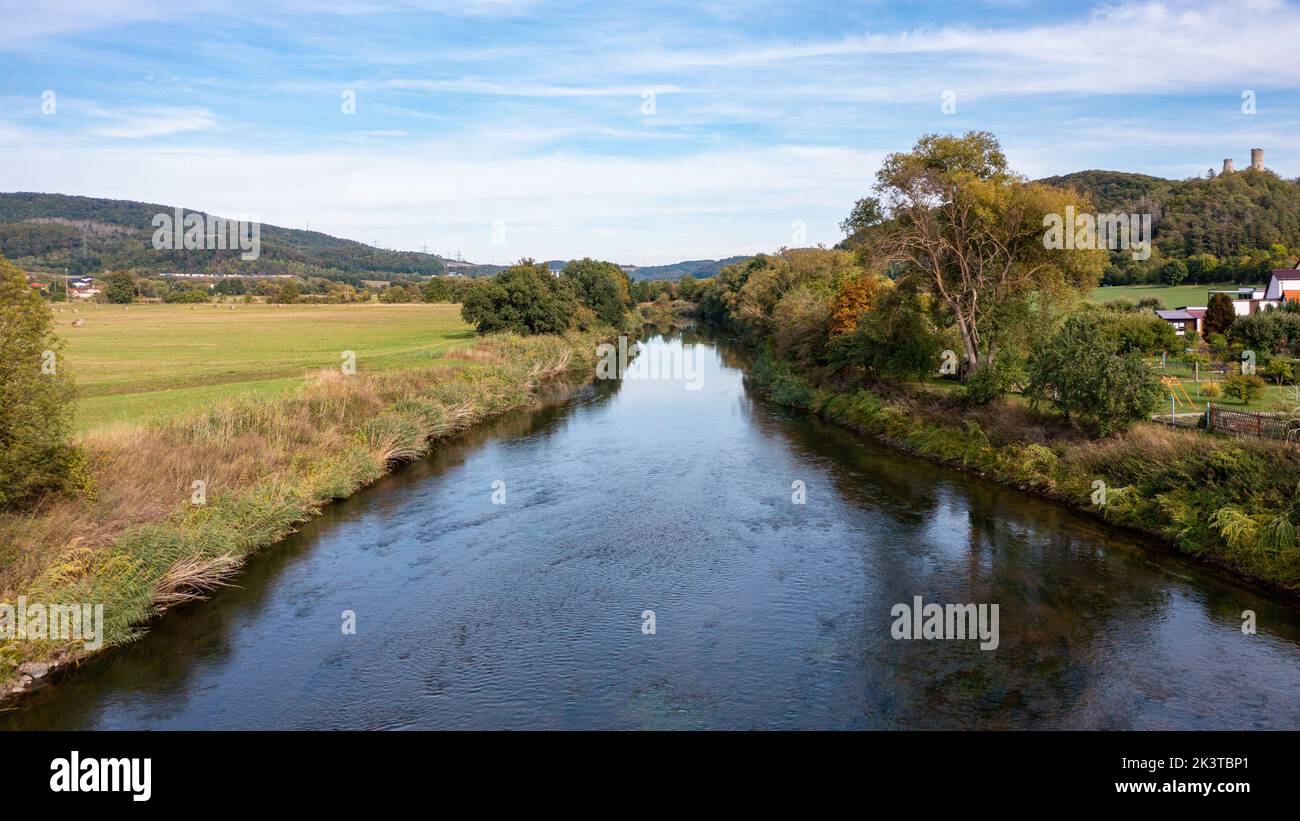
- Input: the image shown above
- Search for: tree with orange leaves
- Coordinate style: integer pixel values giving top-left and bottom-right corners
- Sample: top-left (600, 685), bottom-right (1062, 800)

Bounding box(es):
top-left (828, 274), bottom-right (887, 335)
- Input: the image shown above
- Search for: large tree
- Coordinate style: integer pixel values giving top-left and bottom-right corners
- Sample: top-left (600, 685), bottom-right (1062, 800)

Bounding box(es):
top-left (560, 258), bottom-right (631, 327)
top-left (870, 132), bottom-right (1106, 379)
top-left (0, 254), bottom-right (78, 508)
top-left (461, 260), bottom-right (578, 335)
top-left (1025, 312), bottom-right (1163, 435)
top-left (1204, 292), bottom-right (1236, 337)
top-left (105, 271), bottom-right (137, 304)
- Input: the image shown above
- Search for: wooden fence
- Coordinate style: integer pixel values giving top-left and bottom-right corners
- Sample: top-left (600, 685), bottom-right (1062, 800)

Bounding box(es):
top-left (1206, 403), bottom-right (1299, 442)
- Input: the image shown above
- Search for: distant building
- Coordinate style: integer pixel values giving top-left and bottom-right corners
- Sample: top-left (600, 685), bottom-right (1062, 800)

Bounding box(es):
top-left (1209, 266), bottom-right (1300, 316)
top-left (67, 276), bottom-right (100, 299)
top-left (1156, 308), bottom-right (1201, 336)
top-left (1220, 148), bottom-right (1265, 175)
top-left (1263, 267), bottom-right (1300, 301)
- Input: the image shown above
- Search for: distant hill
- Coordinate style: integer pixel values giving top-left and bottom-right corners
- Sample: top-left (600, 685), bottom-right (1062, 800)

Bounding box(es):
top-left (1035, 170), bottom-right (1172, 213)
top-left (1035, 168), bottom-right (1300, 259)
top-left (621, 256), bottom-right (751, 281)
top-left (839, 167), bottom-right (1300, 272)
top-left (0, 192), bottom-right (752, 284)
top-left (0, 192), bottom-right (450, 283)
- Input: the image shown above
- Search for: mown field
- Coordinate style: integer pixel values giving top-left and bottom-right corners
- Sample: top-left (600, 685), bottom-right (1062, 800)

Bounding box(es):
top-left (1087, 282), bottom-right (1242, 307)
top-left (52, 302), bottom-right (475, 430)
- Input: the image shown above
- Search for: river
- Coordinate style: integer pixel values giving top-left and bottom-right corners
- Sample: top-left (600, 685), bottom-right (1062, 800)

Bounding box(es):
top-left (5, 329), bottom-right (1300, 730)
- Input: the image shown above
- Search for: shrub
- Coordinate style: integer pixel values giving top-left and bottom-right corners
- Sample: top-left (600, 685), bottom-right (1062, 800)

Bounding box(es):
top-left (1025, 312), bottom-right (1163, 435)
top-left (1263, 358), bottom-right (1294, 385)
top-left (0, 254), bottom-right (80, 509)
top-left (771, 287), bottom-right (832, 367)
top-left (1200, 381), bottom-right (1222, 399)
top-left (274, 280), bottom-right (302, 304)
top-left (1223, 373), bottom-right (1267, 403)
top-left (1100, 311), bottom-right (1179, 354)
top-left (964, 356), bottom-right (1024, 406)
top-left (1231, 310), bottom-right (1300, 353)
top-left (422, 277), bottom-right (453, 303)
top-left (379, 284), bottom-right (413, 303)
top-left (162, 286), bottom-right (208, 304)
top-left (827, 275), bottom-right (887, 335)
top-left (828, 286), bottom-right (943, 382)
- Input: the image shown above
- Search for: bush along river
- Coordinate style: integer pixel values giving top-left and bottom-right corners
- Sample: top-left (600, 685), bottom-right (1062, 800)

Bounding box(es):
top-left (5, 329), bottom-right (1300, 729)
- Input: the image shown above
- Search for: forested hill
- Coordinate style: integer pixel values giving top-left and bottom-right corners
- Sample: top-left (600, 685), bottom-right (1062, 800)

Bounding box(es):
top-left (1037, 168), bottom-right (1300, 260)
top-left (622, 256), bottom-right (752, 281)
top-left (0, 192), bottom-right (448, 281)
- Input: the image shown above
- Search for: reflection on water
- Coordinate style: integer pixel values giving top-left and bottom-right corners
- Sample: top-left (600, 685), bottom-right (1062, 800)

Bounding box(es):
top-left (5, 333), bottom-right (1300, 730)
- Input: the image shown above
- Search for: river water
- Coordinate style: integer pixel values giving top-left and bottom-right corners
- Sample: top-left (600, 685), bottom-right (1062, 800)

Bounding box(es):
top-left (6, 330), bottom-right (1300, 730)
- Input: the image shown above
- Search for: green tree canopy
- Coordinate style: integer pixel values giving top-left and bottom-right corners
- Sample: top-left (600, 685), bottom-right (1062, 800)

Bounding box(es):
top-left (1204, 292), bottom-right (1237, 337)
top-left (1159, 259), bottom-right (1188, 285)
top-left (0, 254), bottom-right (78, 509)
top-left (105, 271), bottom-right (136, 304)
top-left (1025, 312), bottom-right (1162, 435)
top-left (871, 131), bottom-right (1106, 390)
top-left (560, 258), bottom-right (631, 326)
top-left (461, 260), bottom-right (579, 335)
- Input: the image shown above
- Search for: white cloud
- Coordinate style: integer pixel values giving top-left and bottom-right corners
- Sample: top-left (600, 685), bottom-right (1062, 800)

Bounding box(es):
top-left (88, 107), bottom-right (221, 139)
top-left (0, 131), bottom-right (878, 264)
top-left (623, 0), bottom-right (1300, 96)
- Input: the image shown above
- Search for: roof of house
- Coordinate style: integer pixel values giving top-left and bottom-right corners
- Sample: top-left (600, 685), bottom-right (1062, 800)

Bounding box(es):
top-left (1265, 269), bottom-right (1300, 300)
top-left (1156, 309), bottom-right (1197, 321)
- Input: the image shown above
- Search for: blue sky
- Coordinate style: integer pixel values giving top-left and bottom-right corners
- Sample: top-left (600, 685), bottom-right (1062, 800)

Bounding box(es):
top-left (1, 0), bottom-right (1298, 265)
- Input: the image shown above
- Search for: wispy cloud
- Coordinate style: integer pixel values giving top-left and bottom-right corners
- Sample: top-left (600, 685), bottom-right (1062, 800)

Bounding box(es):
top-left (87, 106), bottom-right (221, 139)
top-left (0, 0), bottom-right (1297, 262)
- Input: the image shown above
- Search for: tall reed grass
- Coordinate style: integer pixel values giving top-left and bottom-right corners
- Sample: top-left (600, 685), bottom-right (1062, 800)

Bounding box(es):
top-left (0, 330), bottom-right (602, 690)
top-left (749, 353), bottom-right (1300, 593)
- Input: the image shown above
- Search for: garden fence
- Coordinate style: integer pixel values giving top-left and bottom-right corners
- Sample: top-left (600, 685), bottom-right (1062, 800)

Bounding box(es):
top-left (1206, 403), bottom-right (1299, 442)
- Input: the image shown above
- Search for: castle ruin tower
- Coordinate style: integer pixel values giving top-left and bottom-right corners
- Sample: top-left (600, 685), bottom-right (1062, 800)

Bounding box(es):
top-left (1223, 158), bottom-right (1235, 174)
top-left (1251, 148), bottom-right (1264, 170)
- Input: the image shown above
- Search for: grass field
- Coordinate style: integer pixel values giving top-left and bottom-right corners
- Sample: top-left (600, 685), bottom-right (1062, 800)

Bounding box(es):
top-left (917, 354), bottom-right (1300, 415)
top-left (1145, 356), bottom-right (1300, 414)
top-left (1087, 282), bottom-right (1244, 307)
top-left (52, 302), bottom-right (475, 430)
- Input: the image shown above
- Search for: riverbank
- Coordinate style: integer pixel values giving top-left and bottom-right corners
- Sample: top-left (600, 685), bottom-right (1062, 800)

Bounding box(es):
top-left (747, 352), bottom-right (1300, 595)
top-left (0, 328), bottom-right (607, 700)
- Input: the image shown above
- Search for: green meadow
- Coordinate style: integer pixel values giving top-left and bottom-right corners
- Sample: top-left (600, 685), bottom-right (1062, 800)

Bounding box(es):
top-left (1087, 282), bottom-right (1244, 308)
top-left (53, 302), bottom-right (476, 430)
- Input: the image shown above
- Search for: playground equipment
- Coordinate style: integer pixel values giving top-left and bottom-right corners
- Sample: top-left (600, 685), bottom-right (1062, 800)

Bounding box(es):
top-left (1160, 375), bottom-right (1194, 407)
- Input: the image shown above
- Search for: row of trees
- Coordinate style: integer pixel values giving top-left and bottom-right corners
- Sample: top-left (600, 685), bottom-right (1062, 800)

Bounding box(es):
top-left (1102, 244), bottom-right (1292, 287)
top-left (58, 273), bottom-right (486, 306)
top-left (460, 258), bottom-right (633, 335)
top-left (697, 132), bottom-right (1173, 434)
